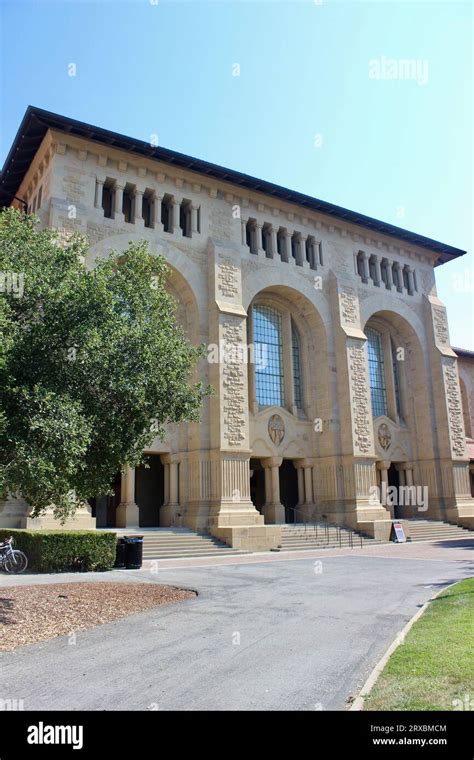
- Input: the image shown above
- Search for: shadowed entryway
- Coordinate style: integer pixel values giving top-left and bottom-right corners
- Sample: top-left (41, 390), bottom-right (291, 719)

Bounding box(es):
top-left (135, 455), bottom-right (165, 527)
top-left (279, 459), bottom-right (298, 523)
top-left (250, 459), bottom-right (265, 514)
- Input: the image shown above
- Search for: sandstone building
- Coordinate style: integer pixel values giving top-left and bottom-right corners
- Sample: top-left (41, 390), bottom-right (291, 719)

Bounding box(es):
top-left (1, 106), bottom-right (473, 550)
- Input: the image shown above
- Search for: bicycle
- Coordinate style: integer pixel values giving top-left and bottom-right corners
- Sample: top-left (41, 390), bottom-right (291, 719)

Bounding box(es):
top-left (0, 536), bottom-right (28, 574)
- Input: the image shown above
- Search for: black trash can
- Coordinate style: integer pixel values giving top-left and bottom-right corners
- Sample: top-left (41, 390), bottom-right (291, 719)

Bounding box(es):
top-left (124, 535), bottom-right (144, 569)
top-left (114, 538), bottom-right (126, 568)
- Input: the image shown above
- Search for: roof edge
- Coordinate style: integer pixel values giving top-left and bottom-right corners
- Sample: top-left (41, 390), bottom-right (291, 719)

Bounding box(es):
top-left (0, 106), bottom-right (467, 264)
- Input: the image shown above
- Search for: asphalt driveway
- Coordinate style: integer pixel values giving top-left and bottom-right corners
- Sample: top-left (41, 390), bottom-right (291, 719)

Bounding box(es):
top-left (1, 551), bottom-right (472, 711)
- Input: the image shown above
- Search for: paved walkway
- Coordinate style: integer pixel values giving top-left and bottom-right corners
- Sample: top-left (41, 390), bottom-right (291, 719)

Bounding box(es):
top-left (1, 539), bottom-right (472, 711)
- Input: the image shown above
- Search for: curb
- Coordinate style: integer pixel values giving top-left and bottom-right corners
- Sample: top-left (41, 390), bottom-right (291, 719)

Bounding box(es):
top-left (349, 581), bottom-right (459, 711)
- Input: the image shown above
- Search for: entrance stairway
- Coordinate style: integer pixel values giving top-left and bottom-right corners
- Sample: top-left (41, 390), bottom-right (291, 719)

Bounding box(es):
top-left (273, 523), bottom-right (380, 552)
top-left (405, 519), bottom-right (473, 543)
top-left (114, 528), bottom-right (247, 560)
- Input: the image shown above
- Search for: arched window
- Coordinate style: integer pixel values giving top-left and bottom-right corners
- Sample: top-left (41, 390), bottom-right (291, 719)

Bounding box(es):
top-left (291, 323), bottom-right (303, 409)
top-left (253, 305), bottom-right (285, 406)
top-left (366, 327), bottom-right (388, 417)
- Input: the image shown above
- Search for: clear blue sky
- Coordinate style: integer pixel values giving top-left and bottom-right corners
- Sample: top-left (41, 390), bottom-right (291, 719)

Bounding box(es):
top-left (1, 0), bottom-right (472, 347)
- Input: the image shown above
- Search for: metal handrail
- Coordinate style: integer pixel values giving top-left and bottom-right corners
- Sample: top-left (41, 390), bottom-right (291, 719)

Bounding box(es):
top-left (285, 507), bottom-right (364, 549)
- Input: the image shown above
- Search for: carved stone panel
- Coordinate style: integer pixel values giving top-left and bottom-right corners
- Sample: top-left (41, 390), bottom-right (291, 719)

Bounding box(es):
top-left (442, 357), bottom-right (467, 458)
top-left (378, 423), bottom-right (392, 451)
top-left (220, 315), bottom-right (249, 450)
top-left (268, 414), bottom-right (285, 446)
top-left (339, 287), bottom-right (360, 329)
top-left (218, 257), bottom-right (239, 300)
top-left (432, 305), bottom-right (450, 347)
top-left (347, 339), bottom-right (374, 456)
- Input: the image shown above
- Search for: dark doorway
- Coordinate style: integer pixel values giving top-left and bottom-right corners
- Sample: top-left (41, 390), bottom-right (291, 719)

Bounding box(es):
top-left (279, 459), bottom-right (298, 523)
top-left (135, 455), bottom-right (165, 527)
top-left (250, 459), bottom-right (265, 514)
top-left (388, 463), bottom-right (400, 518)
top-left (90, 471), bottom-right (121, 528)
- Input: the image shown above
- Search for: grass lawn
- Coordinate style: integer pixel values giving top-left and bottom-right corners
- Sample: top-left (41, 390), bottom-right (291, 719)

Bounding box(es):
top-left (364, 578), bottom-right (474, 711)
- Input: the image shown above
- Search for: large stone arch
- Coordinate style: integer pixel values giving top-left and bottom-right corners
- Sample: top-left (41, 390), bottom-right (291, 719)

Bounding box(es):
top-left (247, 282), bottom-right (333, 461)
top-left (86, 233), bottom-right (205, 464)
top-left (360, 294), bottom-right (427, 353)
top-left (86, 232), bottom-right (205, 342)
top-left (361, 306), bottom-right (436, 466)
top-left (242, 265), bottom-right (332, 327)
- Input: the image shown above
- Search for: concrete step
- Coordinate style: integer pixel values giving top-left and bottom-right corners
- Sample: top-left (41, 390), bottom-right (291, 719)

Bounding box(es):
top-left (119, 528), bottom-right (247, 560)
top-left (409, 528), bottom-right (469, 535)
top-left (143, 548), bottom-right (246, 558)
top-left (142, 539), bottom-right (227, 547)
top-left (405, 520), bottom-right (472, 542)
top-left (408, 528), bottom-right (469, 535)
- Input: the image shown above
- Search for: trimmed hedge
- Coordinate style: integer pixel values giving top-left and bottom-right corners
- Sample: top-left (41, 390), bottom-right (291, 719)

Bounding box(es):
top-left (0, 529), bottom-right (116, 572)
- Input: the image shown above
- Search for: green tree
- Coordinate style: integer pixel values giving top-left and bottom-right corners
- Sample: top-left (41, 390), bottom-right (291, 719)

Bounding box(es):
top-left (0, 208), bottom-right (209, 521)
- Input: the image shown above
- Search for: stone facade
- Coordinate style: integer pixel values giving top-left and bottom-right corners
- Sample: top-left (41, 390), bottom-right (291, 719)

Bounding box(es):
top-left (2, 118), bottom-right (474, 548)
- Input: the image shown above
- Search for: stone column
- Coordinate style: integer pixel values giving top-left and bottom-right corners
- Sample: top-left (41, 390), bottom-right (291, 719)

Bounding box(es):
top-left (373, 257), bottom-right (382, 287)
top-left (134, 189), bottom-right (144, 227)
top-left (173, 199), bottom-right (181, 235)
top-left (264, 466), bottom-right (272, 509)
top-left (261, 457), bottom-right (284, 524)
top-left (382, 259), bottom-right (393, 289)
top-left (377, 460), bottom-right (393, 518)
top-left (297, 466), bottom-right (305, 506)
top-left (304, 465), bottom-right (313, 506)
top-left (360, 252), bottom-right (369, 283)
top-left (296, 235), bottom-right (305, 266)
top-left (116, 466), bottom-right (139, 528)
top-left (285, 231), bottom-right (294, 264)
top-left (279, 231), bottom-right (288, 262)
top-left (270, 227), bottom-right (278, 259)
top-left (94, 179), bottom-right (104, 209)
top-left (393, 262), bottom-right (403, 292)
top-left (295, 458), bottom-right (315, 519)
top-left (160, 454), bottom-right (180, 526)
top-left (163, 461), bottom-right (170, 503)
top-left (153, 193), bottom-right (164, 232)
top-left (191, 205), bottom-right (199, 234)
top-left (114, 184), bottom-right (125, 222)
top-left (255, 223), bottom-right (265, 256)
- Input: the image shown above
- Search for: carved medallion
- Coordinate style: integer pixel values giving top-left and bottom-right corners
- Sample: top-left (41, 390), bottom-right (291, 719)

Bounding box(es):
top-left (378, 423), bottom-right (392, 451)
top-left (268, 414), bottom-right (285, 446)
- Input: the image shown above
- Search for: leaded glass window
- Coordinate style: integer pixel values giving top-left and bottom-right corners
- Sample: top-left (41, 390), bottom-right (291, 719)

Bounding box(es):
top-left (253, 305), bottom-right (285, 407)
top-left (366, 327), bottom-right (388, 417)
top-left (292, 323), bottom-right (303, 409)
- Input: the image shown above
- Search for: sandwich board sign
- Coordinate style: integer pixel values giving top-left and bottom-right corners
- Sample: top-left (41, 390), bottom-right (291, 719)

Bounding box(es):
top-left (392, 522), bottom-right (406, 543)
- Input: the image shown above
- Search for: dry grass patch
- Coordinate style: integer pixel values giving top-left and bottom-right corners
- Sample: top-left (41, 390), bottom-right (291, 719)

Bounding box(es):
top-left (0, 582), bottom-right (196, 651)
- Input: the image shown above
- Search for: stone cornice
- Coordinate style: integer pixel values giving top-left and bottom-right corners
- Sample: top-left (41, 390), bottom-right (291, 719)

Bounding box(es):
top-left (47, 129), bottom-right (440, 266)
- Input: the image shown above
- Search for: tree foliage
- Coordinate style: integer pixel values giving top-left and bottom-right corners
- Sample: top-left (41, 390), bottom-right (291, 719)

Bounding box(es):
top-left (0, 208), bottom-right (209, 520)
